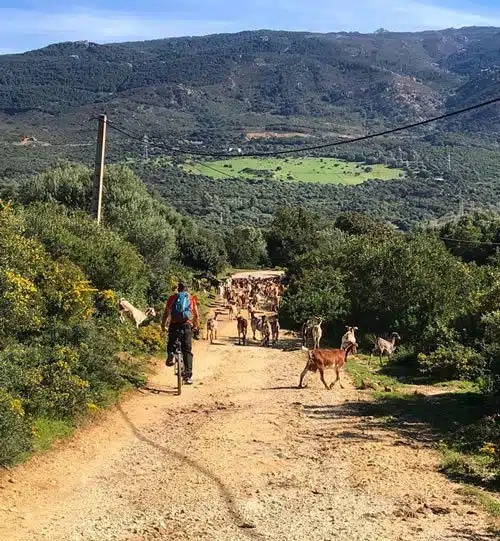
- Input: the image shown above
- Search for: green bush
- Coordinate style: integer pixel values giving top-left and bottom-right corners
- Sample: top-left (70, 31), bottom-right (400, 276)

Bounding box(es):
top-left (179, 229), bottom-right (227, 274)
top-left (137, 323), bottom-right (165, 355)
top-left (417, 343), bottom-right (485, 381)
top-left (0, 388), bottom-right (32, 466)
top-left (23, 202), bottom-right (149, 300)
top-left (280, 266), bottom-right (348, 329)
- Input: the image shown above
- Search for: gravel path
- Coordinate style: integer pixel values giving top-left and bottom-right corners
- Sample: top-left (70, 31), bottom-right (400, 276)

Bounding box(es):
top-left (0, 285), bottom-right (498, 540)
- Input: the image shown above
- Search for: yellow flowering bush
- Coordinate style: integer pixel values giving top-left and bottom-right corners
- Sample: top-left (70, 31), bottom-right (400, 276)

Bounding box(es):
top-left (0, 270), bottom-right (44, 335)
top-left (138, 323), bottom-right (165, 354)
top-left (0, 388), bottom-right (32, 466)
top-left (41, 259), bottom-right (94, 321)
top-left (95, 289), bottom-right (117, 315)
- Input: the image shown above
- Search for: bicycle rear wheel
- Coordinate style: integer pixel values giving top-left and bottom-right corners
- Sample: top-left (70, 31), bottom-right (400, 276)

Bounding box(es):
top-left (176, 353), bottom-right (182, 395)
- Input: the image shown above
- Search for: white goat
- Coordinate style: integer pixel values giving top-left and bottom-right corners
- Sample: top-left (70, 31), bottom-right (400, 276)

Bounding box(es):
top-left (341, 326), bottom-right (359, 350)
top-left (119, 299), bottom-right (156, 328)
top-left (371, 332), bottom-right (401, 363)
top-left (311, 317), bottom-right (324, 349)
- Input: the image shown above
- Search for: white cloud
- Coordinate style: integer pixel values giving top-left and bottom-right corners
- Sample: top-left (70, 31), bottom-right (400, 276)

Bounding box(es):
top-left (0, 8), bottom-right (236, 52)
top-left (385, 0), bottom-right (500, 30)
top-left (1, 2), bottom-right (500, 54)
top-left (267, 0), bottom-right (500, 32)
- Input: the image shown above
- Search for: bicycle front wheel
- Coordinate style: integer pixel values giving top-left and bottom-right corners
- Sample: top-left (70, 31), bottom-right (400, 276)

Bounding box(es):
top-left (176, 354), bottom-right (182, 395)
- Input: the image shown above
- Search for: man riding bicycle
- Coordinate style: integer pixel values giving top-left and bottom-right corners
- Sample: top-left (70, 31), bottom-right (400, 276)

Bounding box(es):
top-left (161, 281), bottom-right (199, 385)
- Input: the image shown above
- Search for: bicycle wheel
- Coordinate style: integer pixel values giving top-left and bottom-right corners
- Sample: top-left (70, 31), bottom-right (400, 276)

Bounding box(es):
top-left (176, 353), bottom-right (183, 395)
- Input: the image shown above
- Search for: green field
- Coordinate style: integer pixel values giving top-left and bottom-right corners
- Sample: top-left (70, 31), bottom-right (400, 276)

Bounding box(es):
top-left (183, 157), bottom-right (404, 184)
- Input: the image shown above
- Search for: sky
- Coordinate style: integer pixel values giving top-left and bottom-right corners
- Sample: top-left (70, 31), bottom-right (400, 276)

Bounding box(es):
top-left (0, 0), bottom-right (500, 54)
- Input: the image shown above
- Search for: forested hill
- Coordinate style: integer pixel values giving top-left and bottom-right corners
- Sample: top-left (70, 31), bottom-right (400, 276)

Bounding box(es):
top-left (2, 27), bottom-right (500, 142)
top-left (2, 27), bottom-right (500, 229)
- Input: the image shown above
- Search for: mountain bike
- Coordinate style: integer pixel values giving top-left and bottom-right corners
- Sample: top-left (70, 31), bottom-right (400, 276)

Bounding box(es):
top-left (173, 337), bottom-right (184, 395)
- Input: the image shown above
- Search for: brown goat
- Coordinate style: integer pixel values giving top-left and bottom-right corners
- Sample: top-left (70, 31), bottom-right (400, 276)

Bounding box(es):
top-left (237, 316), bottom-right (248, 345)
top-left (299, 342), bottom-right (357, 390)
top-left (261, 315), bottom-right (271, 347)
top-left (206, 312), bottom-right (218, 344)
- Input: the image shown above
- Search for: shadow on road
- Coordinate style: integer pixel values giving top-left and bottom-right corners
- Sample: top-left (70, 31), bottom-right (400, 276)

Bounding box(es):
top-left (301, 393), bottom-right (500, 491)
top-left (447, 527), bottom-right (500, 540)
top-left (117, 404), bottom-right (261, 538)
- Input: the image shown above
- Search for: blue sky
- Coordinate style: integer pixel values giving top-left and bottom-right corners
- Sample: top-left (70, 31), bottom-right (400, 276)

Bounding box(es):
top-left (1, 1), bottom-right (500, 54)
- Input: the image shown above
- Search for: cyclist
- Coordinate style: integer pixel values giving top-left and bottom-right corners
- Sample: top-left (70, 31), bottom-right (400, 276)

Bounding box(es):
top-left (161, 281), bottom-right (199, 385)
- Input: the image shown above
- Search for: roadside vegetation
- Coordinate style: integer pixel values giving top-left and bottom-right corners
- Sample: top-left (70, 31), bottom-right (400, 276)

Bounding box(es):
top-left (275, 208), bottom-right (500, 490)
top-left (0, 162), bottom-right (229, 466)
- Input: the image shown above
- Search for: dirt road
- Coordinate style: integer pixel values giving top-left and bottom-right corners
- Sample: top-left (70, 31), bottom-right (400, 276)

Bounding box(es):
top-left (0, 285), bottom-right (498, 540)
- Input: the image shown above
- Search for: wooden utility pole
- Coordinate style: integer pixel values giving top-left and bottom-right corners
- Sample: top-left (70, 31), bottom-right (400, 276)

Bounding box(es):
top-left (92, 113), bottom-right (107, 224)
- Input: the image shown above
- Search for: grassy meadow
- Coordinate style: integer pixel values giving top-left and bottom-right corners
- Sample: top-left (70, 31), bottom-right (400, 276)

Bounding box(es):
top-left (183, 157), bottom-right (404, 184)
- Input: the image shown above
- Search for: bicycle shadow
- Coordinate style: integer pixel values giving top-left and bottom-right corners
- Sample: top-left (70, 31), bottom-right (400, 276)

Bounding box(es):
top-left (117, 404), bottom-right (260, 538)
top-left (139, 385), bottom-right (178, 395)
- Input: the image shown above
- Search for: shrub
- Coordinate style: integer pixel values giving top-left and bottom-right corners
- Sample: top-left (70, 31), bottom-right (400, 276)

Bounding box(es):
top-left (23, 202), bottom-right (149, 300)
top-left (137, 324), bottom-right (165, 355)
top-left (280, 266), bottom-right (348, 329)
top-left (417, 343), bottom-right (485, 381)
top-left (0, 388), bottom-right (32, 466)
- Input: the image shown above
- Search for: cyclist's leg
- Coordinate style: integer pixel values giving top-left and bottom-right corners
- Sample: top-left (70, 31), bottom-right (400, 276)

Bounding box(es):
top-left (180, 324), bottom-right (193, 380)
top-left (166, 323), bottom-right (181, 366)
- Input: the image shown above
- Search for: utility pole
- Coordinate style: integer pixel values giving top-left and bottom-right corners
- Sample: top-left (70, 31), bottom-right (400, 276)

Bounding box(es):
top-left (92, 113), bottom-right (107, 224)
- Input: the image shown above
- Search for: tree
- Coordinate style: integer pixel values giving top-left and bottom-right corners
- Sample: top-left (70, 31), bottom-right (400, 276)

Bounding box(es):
top-left (266, 208), bottom-right (323, 267)
top-left (225, 226), bottom-right (267, 268)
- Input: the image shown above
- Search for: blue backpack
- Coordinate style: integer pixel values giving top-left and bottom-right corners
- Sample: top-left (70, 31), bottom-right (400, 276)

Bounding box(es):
top-left (171, 292), bottom-right (191, 323)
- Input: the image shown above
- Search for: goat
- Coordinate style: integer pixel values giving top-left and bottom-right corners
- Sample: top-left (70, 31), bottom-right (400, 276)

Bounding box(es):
top-left (299, 342), bottom-right (357, 390)
top-left (237, 316), bottom-right (248, 345)
top-left (270, 318), bottom-right (280, 345)
top-left (217, 284), bottom-right (225, 298)
top-left (341, 326), bottom-right (359, 350)
top-left (301, 316), bottom-right (322, 349)
top-left (261, 315), bottom-right (271, 347)
top-left (311, 318), bottom-right (324, 349)
top-left (119, 299), bottom-right (156, 328)
top-left (370, 332), bottom-right (401, 364)
top-left (227, 303), bottom-right (236, 321)
top-left (250, 311), bottom-right (262, 340)
top-left (206, 312), bottom-right (219, 344)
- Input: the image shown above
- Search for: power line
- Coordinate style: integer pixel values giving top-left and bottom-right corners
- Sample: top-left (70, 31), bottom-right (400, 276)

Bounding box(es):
top-left (105, 95), bottom-right (500, 158)
top-left (194, 161), bottom-right (235, 178)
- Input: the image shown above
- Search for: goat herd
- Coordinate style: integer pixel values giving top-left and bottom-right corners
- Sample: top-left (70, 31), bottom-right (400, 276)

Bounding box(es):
top-left (204, 275), bottom-right (402, 390)
top-left (119, 274), bottom-right (402, 391)
top-left (205, 274), bottom-right (284, 347)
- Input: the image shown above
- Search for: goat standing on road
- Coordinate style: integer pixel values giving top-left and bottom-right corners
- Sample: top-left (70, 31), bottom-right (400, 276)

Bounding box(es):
top-left (311, 318), bottom-right (324, 349)
top-left (250, 311), bottom-right (262, 341)
top-left (261, 315), bottom-right (271, 347)
top-left (206, 312), bottom-right (218, 344)
top-left (301, 316), bottom-right (320, 348)
top-left (237, 316), bottom-right (248, 345)
top-left (299, 343), bottom-right (357, 390)
top-left (270, 318), bottom-right (280, 345)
